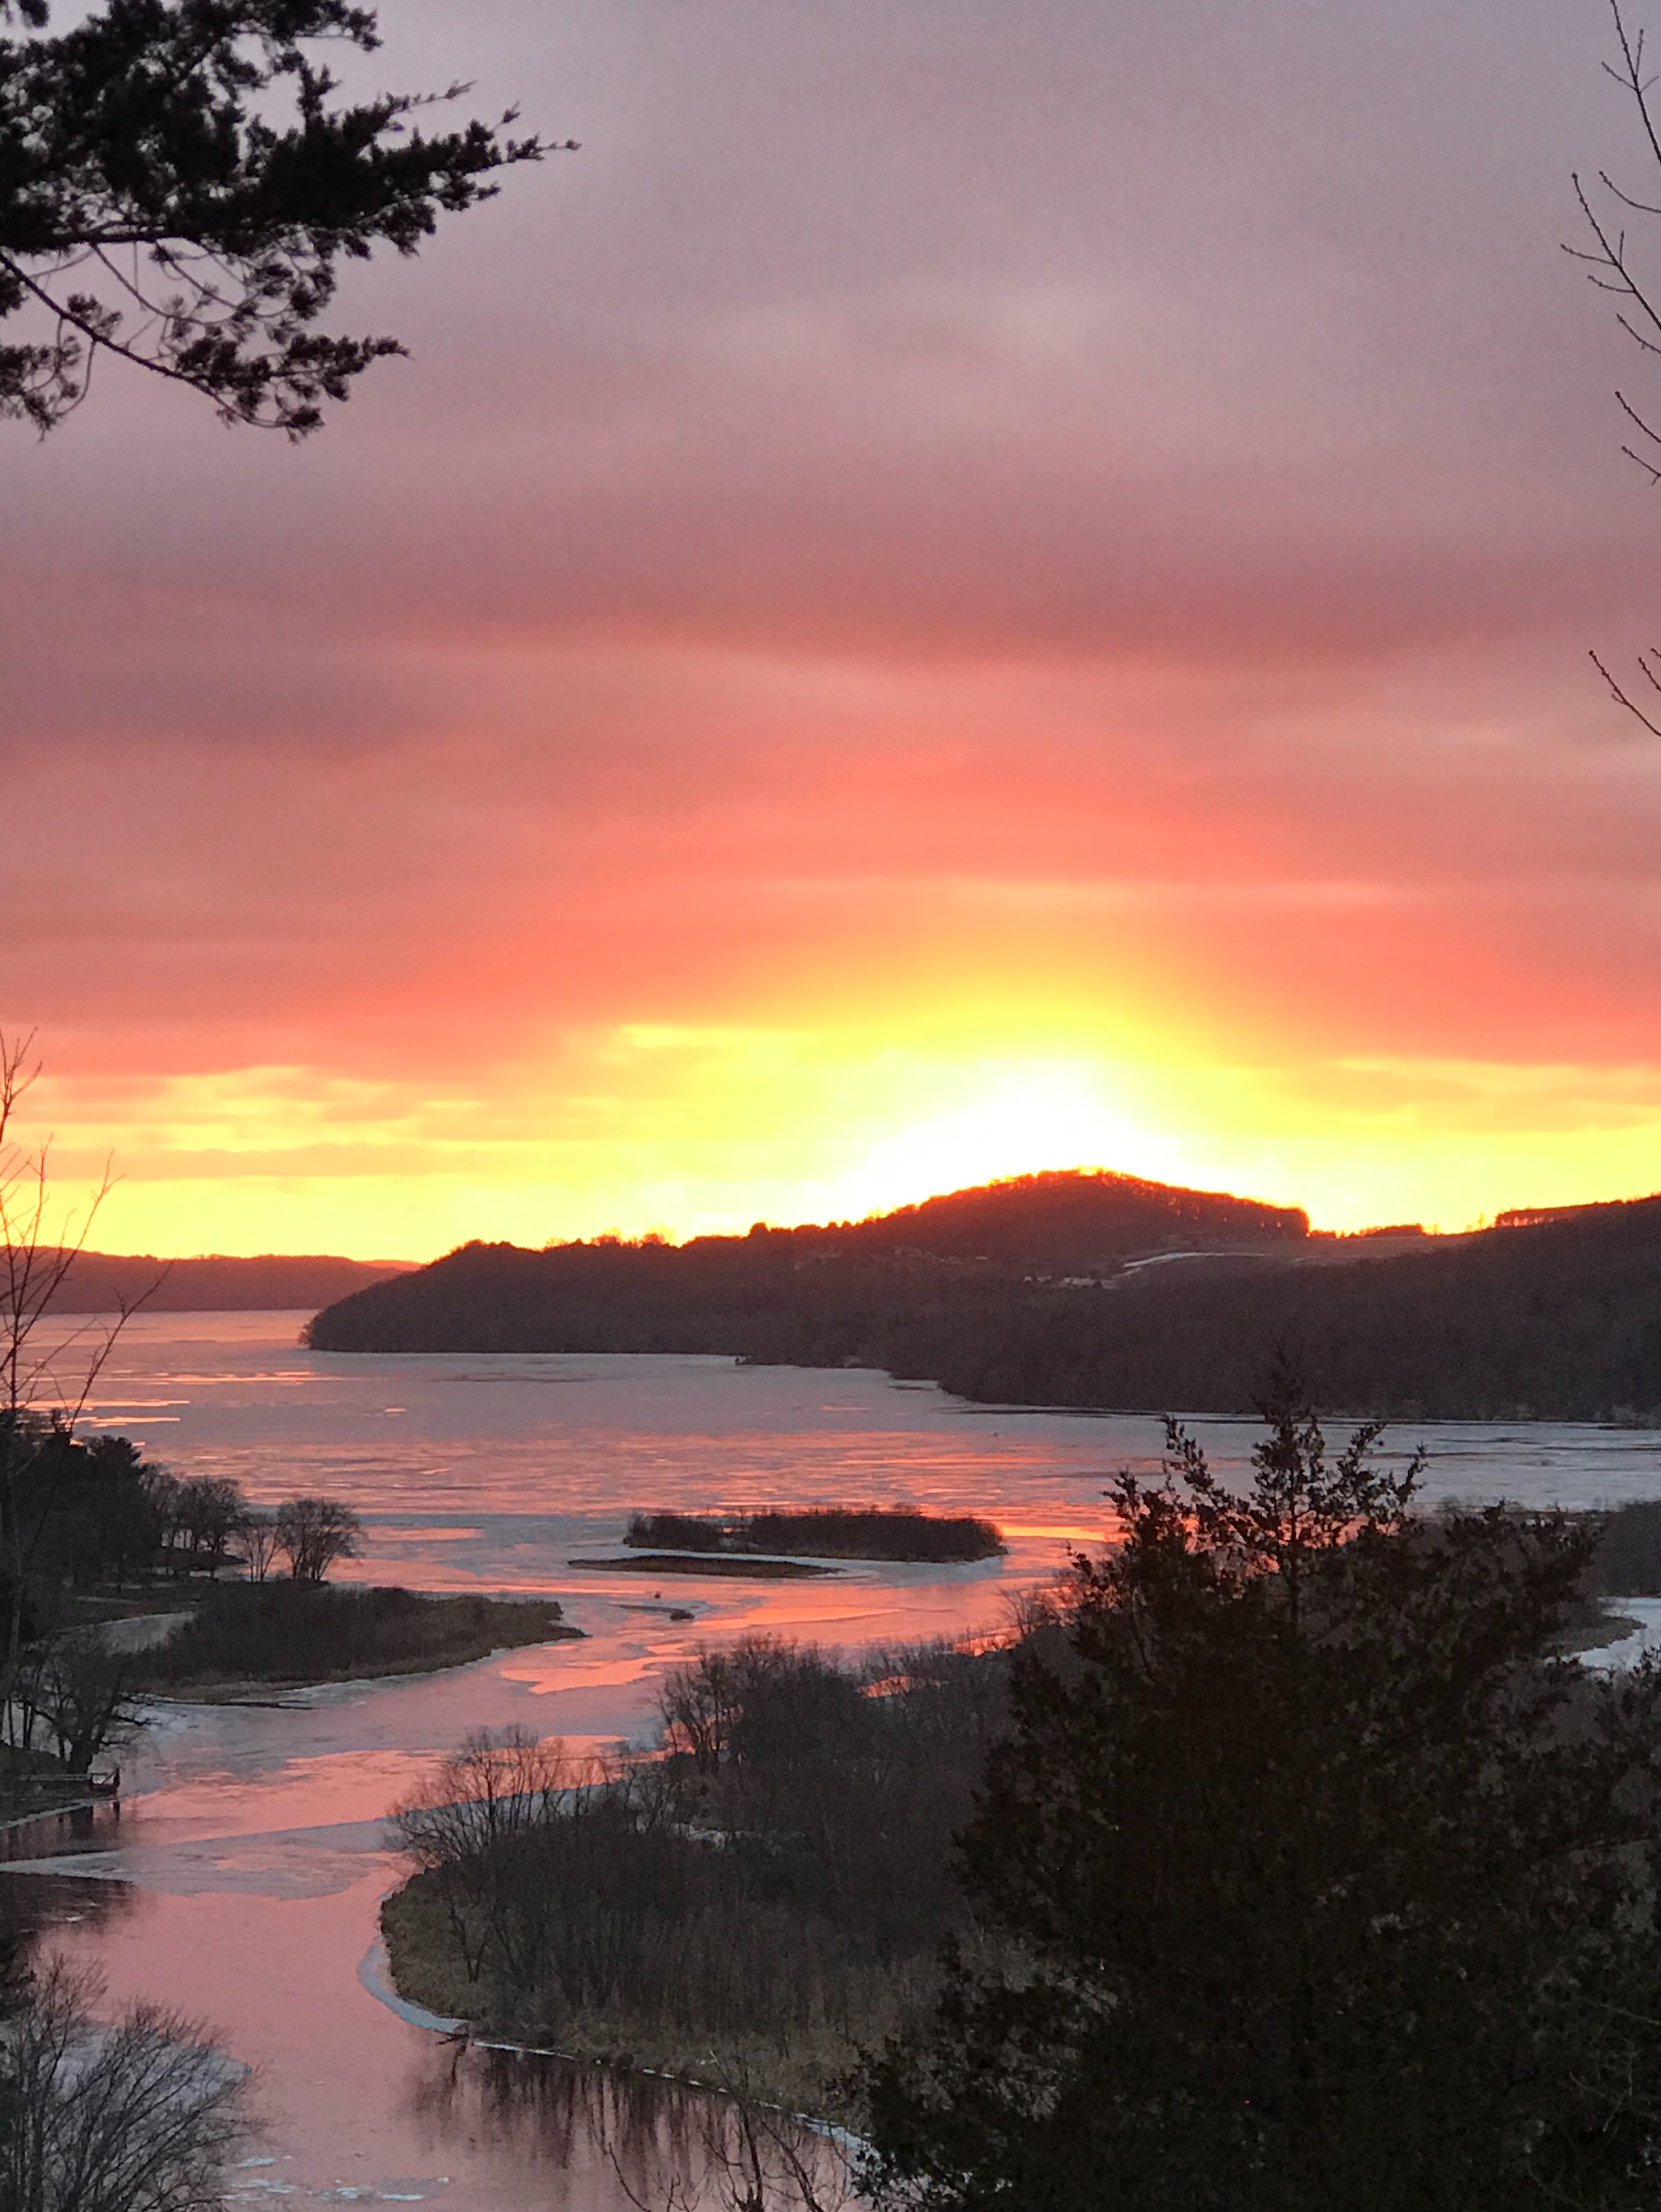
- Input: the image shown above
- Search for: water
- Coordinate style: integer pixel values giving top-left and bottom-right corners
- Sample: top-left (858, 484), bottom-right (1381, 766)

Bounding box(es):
top-left (7, 1312), bottom-right (1661, 2206)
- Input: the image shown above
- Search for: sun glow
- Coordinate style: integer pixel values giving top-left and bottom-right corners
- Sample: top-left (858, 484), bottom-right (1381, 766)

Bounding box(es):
top-left (820, 1064), bottom-right (1184, 1222)
top-left (24, 1017), bottom-right (1661, 1263)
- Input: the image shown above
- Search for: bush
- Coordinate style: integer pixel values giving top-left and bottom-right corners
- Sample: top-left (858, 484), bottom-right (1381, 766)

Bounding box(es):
top-left (1592, 1498), bottom-right (1661, 1593)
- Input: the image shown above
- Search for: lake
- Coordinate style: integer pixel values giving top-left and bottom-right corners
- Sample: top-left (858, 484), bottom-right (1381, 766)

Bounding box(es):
top-left (5, 1312), bottom-right (1661, 2207)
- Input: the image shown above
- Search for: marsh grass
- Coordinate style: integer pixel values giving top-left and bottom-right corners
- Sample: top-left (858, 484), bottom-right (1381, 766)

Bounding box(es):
top-left (134, 1583), bottom-right (579, 1692)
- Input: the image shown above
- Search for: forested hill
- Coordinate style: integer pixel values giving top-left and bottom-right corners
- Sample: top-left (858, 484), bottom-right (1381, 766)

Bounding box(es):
top-left (923, 1194), bottom-right (1661, 1422)
top-left (303, 1169), bottom-right (1307, 1356)
top-left (303, 1178), bottom-right (1661, 1422)
top-left (829, 1169), bottom-right (1306, 1266)
top-left (47, 1251), bottom-right (413, 1313)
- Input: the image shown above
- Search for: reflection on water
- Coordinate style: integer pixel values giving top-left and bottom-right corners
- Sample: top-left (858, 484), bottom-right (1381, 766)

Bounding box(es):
top-left (8, 1313), bottom-right (1661, 2205)
top-left (1, 1796), bottom-right (129, 1864)
top-left (0, 1864), bottom-right (137, 1951)
top-left (407, 2043), bottom-right (849, 2211)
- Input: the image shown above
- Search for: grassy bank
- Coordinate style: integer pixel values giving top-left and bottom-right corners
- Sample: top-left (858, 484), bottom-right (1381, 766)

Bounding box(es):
top-left (132, 1582), bottom-right (581, 1696)
top-left (381, 1871), bottom-right (905, 2115)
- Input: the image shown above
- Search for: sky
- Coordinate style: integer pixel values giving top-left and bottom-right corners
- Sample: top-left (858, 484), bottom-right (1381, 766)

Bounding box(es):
top-left (5, 0), bottom-right (1661, 1258)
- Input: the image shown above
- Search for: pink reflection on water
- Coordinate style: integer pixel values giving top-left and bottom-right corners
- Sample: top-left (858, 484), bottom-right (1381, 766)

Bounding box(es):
top-left (37, 1874), bottom-right (691, 2208)
top-left (8, 1319), bottom-right (1141, 2204)
top-left (118, 1749), bottom-right (432, 1841)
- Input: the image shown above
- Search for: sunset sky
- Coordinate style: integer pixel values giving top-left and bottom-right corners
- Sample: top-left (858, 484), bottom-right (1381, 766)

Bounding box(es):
top-left (6, 0), bottom-right (1661, 1259)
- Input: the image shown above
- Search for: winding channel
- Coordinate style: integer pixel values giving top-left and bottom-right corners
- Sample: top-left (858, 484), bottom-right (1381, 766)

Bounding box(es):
top-left (3, 1314), bottom-right (1658, 2204)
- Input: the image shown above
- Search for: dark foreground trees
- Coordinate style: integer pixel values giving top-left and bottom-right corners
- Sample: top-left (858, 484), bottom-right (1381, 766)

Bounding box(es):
top-left (861, 1383), bottom-right (1661, 2212)
top-left (0, 0), bottom-right (562, 434)
top-left (0, 1948), bottom-right (247, 2211)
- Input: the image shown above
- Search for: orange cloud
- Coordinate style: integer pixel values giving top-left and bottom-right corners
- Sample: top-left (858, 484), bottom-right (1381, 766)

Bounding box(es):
top-left (4, 1), bottom-right (1660, 1252)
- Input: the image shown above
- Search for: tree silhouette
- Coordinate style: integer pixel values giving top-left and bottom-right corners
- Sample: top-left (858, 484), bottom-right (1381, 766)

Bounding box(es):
top-left (861, 1379), bottom-right (1661, 2211)
top-left (1571, 2), bottom-right (1661, 731)
top-left (0, 0), bottom-right (565, 434)
top-left (272, 1492), bottom-right (359, 1579)
top-left (0, 1032), bottom-right (146, 1710)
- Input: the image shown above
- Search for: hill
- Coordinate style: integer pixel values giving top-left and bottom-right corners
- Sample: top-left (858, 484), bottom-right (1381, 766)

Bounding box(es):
top-left (303, 1168), bottom-right (1305, 1357)
top-left (827, 1169), bottom-right (1306, 1267)
top-left (46, 1251), bottom-right (414, 1314)
top-left (916, 1194), bottom-right (1661, 1421)
top-left (300, 1178), bottom-right (1661, 1423)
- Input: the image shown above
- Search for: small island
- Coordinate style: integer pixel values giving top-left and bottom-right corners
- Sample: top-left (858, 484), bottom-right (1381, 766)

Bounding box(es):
top-left (131, 1582), bottom-right (581, 1701)
top-left (622, 1505), bottom-right (1005, 1562)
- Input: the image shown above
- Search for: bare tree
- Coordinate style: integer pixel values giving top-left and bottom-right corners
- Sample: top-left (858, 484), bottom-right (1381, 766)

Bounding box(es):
top-left (174, 1478), bottom-right (244, 1575)
top-left (391, 1728), bottom-right (588, 1992)
top-left (0, 1034), bottom-right (155, 1702)
top-left (1570, 2), bottom-right (1661, 731)
top-left (236, 1510), bottom-right (281, 1584)
top-left (658, 1645), bottom-right (741, 1775)
top-left (0, 1955), bottom-right (249, 2210)
top-left (392, 1728), bottom-right (579, 1864)
top-left (271, 1496), bottom-right (361, 1582)
top-left (15, 1629), bottom-right (142, 1772)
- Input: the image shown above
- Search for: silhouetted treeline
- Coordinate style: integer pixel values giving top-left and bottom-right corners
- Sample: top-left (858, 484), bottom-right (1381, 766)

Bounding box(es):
top-left (3, 1421), bottom-right (166, 1614)
top-left (623, 1507), bottom-right (1004, 1562)
top-left (43, 1249), bottom-right (412, 1313)
top-left (921, 1196), bottom-right (1661, 1419)
top-left (625, 1512), bottom-right (727, 1551)
top-left (304, 1169), bottom-right (1307, 1356)
top-left (313, 1186), bottom-right (1661, 1422)
top-left (836, 1169), bottom-right (1305, 1265)
top-left (0, 1420), bottom-right (336, 1615)
top-left (1, 1418), bottom-right (177, 1782)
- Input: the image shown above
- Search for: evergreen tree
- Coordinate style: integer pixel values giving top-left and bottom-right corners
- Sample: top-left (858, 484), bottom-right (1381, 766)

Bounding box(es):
top-left (862, 1376), bottom-right (1661, 2211)
top-left (0, 0), bottom-right (560, 433)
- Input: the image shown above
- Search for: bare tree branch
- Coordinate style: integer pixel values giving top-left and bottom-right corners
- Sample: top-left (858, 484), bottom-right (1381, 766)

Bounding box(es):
top-left (0, 1033), bottom-right (160, 1708)
top-left (1571, 5), bottom-right (1661, 728)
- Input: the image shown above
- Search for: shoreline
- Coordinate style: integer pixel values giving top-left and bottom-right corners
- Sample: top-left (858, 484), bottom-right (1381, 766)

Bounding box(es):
top-left (378, 1874), bottom-right (879, 2124)
top-left (135, 1620), bottom-right (587, 1703)
top-left (357, 1935), bottom-right (866, 2166)
top-left (127, 1588), bottom-right (584, 1702)
top-left (568, 1552), bottom-right (834, 1579)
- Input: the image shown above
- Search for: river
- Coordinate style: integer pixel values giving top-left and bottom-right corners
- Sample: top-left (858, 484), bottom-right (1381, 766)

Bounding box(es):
top-left (4, 1312), bottom-right (1660, 2206)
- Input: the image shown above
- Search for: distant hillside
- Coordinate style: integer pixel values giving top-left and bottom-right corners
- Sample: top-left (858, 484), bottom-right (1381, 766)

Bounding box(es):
top-left (303, 1169), bottom-right (1306, 1356)
top-left (46, 1251), bottom-right (414, 1314)
top-left (829, 1169), bottom-right (1307, 1267)
top-left (302, 1178), bottom-right (1661, 1423)
top-left (917, 1194), bottom-right (1661, 1421)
